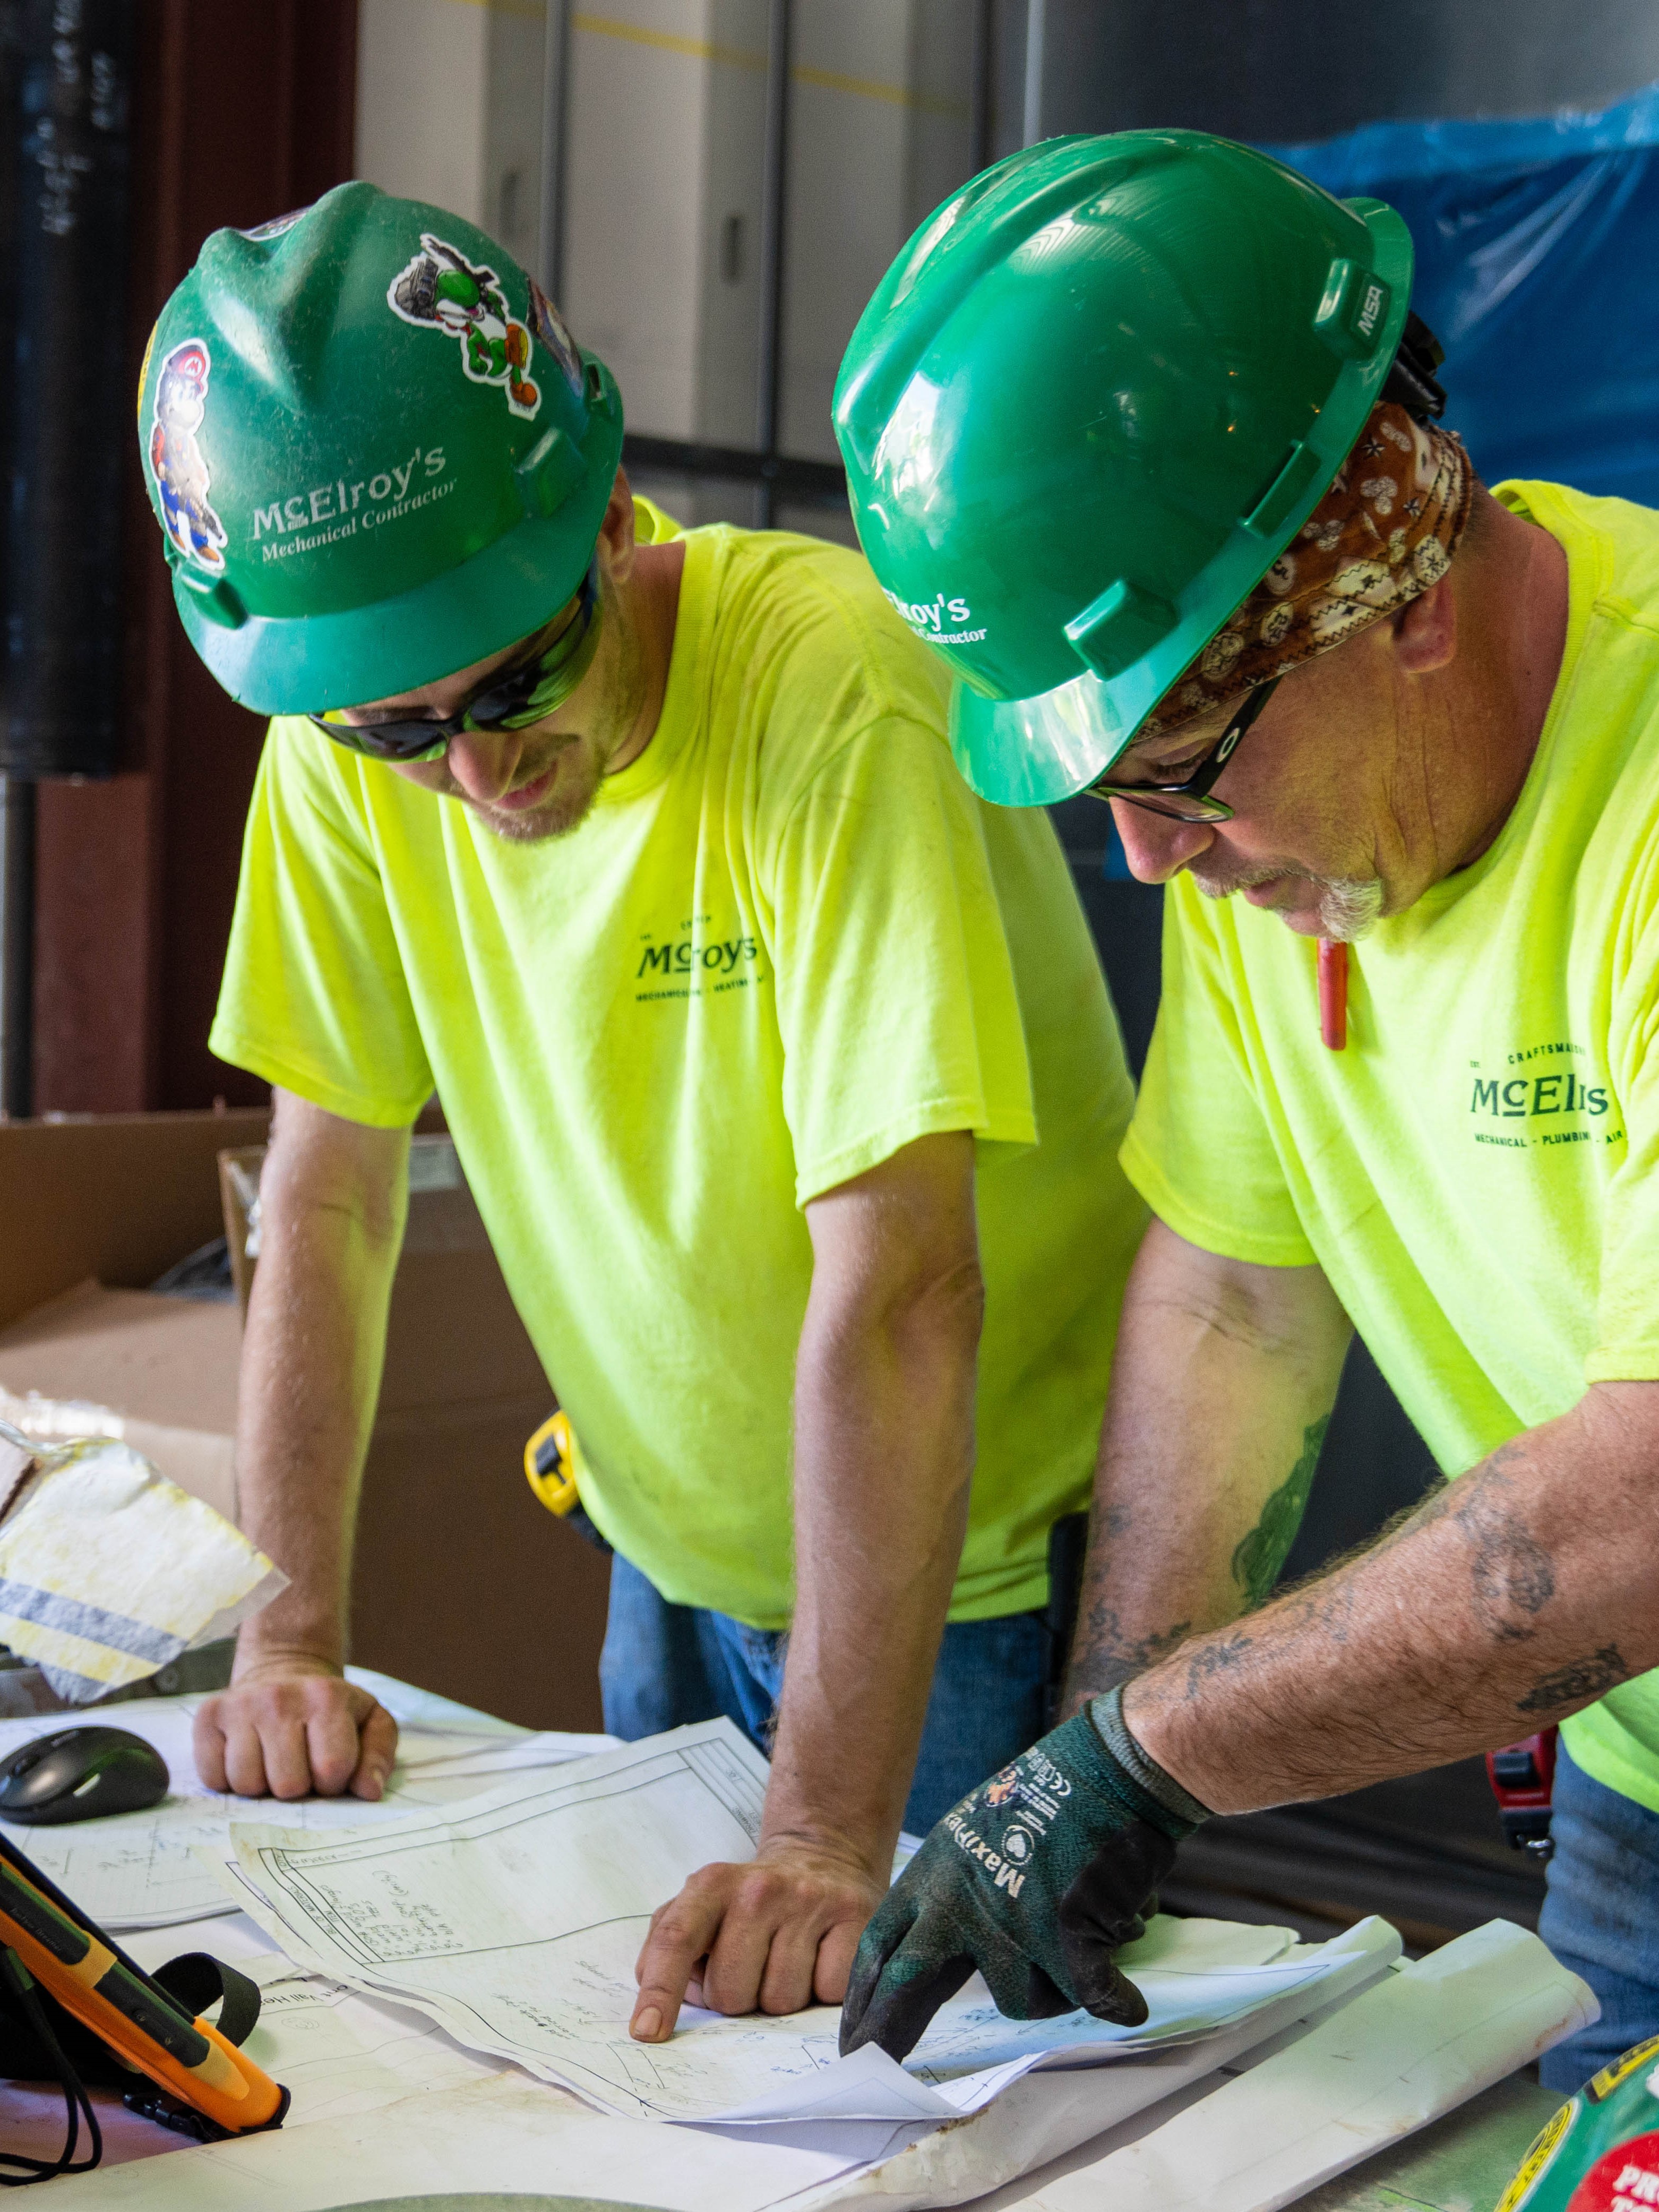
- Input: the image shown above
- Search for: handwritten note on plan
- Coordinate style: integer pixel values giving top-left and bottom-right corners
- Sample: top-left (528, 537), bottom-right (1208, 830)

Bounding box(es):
top-left (224, 1720), bottom-right (1399, 2125)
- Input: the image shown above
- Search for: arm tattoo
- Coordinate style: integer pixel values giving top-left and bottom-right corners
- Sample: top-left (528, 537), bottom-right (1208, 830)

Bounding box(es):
top-left (1070, 1604), bottom-right (1192, 1695)
top-left (1517, 1645), bottom-right (1629, 1714)
top-left (1451, 1475), bottom-right (1554, 1642)
top-left (1184, 1629), bottom-right (1253, 1697)
top-left (1230, 1417), bottom-right (1329, 1611)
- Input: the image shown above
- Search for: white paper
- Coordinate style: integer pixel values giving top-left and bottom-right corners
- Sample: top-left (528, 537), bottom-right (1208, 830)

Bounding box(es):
top-left (0, 1422), bottom-right (284, 1701)
top-left (218, 1955), bottom-right (515, 2126)
top-left (224, 1719), bottom-right (1402, 2125)
top-left (0, 1693), bottom-right (615, 1927)
top-left (24, 1917), bottom-right (1405, 2212)
top-left (999, 1921), bottom-right (1597, 2212)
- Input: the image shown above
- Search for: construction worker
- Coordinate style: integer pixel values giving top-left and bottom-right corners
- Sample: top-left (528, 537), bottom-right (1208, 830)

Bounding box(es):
top-left (832, 131), bottom-right (1659, 2087)
top-left (141, 185), bottom-right (1148, 2042)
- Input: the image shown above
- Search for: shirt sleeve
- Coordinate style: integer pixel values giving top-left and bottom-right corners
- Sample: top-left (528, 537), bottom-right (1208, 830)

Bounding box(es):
top-left (208, 720), bottom-right (435, 1128)
top-left (1119, 876), bottom-right (1317, 1266)
top-left (760, 717), bottom-right (1036, 1205)
top-left (1588, 893), bottom-right (1659, 1380)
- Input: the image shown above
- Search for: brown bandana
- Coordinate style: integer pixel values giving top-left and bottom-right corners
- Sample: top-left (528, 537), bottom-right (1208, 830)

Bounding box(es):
top-left (1142, 402), bottom-right (1473, 739)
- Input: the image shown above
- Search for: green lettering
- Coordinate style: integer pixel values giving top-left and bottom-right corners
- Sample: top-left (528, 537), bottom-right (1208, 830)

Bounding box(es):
top-left (1471, 1078), bottom-right (1499, 1114)
top-left (637, 945), bottom-right (672, 978)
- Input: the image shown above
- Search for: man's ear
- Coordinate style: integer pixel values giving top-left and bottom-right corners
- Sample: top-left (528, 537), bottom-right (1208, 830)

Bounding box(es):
top-left (1391, 570), bottom-right (1457, 676)
top-left (596, 465), bottom-right (638, 584)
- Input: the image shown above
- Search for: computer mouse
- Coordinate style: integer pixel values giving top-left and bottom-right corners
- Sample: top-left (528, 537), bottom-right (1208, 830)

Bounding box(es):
top-left (0, 1725), bottom-right (169, 1825)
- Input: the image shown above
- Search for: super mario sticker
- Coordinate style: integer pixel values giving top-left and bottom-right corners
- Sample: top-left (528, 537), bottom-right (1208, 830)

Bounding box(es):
top-left (388, 233), bottom-right (541, 420)
top-left (149, 339), bottom-right (228, 575)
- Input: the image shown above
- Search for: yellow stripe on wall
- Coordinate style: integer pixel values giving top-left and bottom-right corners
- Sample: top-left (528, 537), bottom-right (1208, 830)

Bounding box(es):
top-left (571, 11), bottom-right (764, 71)
top-left (572, 10), bottom-right (967, 116)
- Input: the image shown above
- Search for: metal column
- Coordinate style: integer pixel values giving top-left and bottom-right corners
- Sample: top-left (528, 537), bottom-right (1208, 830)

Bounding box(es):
top-left (539, 0), bottom-right (572, 301)
top-left (970, 0), bottom-right (998, 173)
top-left (1022, 0), bottom-right (1047, 145)
top-left (754, 0), bottom-right (793, 528)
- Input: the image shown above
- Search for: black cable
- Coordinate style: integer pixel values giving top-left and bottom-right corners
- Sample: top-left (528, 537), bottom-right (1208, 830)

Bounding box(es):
top-left (0, 1949), bottom-right (101, 2185)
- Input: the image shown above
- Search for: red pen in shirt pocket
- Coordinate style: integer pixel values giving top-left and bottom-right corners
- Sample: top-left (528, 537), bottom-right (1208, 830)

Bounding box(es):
top-left (1318, 939), bottom-right (1348, 1051)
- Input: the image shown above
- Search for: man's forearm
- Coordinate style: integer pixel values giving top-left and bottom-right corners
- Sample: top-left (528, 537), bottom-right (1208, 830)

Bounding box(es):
top-left (770, 1300), bottom-right (976, 1867)
top-left (1064, 1222), bottom-right (1352, 1707)
top-left (769, 1136), bottom-right (982, 1872)
top-left (234, 1099), bottom-right (408, 1671)
top-left (1127, 1383), bottom-right (1658, 1812)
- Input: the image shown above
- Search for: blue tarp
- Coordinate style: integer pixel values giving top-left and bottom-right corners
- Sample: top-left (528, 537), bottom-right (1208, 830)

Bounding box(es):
top-left (1266, 81), bottom-right (1659, 505)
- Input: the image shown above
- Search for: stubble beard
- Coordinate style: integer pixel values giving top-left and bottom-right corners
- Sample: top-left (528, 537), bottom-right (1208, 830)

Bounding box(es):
top-left (1190, 861), bottom-right (1384, 942)
top-left (465, 740), bottom-right (605, 845)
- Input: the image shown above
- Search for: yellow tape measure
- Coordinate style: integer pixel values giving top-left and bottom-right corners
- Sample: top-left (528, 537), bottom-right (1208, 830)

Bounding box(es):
top-left (523, 1410), bottom-right (580, 1517)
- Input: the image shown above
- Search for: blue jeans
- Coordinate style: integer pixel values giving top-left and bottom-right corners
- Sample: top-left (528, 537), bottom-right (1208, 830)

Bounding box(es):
top-left (1537, 1741), bottom-right (1659, 2089)
top-left (599, 1552), bottom-right (1053, 1833)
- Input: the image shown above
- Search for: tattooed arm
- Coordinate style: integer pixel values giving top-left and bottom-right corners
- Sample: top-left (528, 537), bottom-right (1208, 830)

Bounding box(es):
top-left (1062, 1220), bottom-right (1354, 1709)
top-left (1125, 1381), bottom-right (1655, 1813)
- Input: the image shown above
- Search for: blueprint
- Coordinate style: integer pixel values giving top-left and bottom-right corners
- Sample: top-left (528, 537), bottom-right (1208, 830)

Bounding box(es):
top-left (0, 1694), bottom-right (614, 1928)
top-left (224, 1720), bottom-right (1400, 2125)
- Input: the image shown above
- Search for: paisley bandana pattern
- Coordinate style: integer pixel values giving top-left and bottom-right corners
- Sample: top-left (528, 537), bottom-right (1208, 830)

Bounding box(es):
top-left (1144, 402), bottom-right (1473, 738)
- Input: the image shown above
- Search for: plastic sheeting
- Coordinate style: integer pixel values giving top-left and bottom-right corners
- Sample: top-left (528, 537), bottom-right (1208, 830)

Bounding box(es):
top-left (1268, 80), bottom-right (1659, 503)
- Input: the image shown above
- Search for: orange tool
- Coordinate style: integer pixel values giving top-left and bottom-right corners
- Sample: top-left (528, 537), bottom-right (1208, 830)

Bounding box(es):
top-left (0, 1831), bottom-right (288, 2139)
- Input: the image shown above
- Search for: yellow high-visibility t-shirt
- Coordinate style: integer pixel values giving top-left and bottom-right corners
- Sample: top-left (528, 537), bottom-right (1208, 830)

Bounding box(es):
top-left (211, 509), bottom-right (1146, 1627)
top-left (1122, 481), bottom-right (1659, 1813)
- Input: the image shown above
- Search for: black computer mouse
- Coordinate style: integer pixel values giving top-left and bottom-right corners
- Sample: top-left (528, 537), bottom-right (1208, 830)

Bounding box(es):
top-left (0, 1726), bottom-right (169, 1824)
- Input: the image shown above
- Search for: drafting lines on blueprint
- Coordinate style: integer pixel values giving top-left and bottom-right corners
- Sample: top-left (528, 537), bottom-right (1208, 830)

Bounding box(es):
top-left (231, 1725), bottom-right (796, 2119)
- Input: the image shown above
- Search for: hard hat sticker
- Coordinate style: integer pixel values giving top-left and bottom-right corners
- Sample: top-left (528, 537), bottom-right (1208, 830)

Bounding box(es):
top-left (389, 232), bottom-right (543, 421)
top-left (527, 279), bottom-right (584, 400)
top-left (149, 339), bottom-right (227, 575)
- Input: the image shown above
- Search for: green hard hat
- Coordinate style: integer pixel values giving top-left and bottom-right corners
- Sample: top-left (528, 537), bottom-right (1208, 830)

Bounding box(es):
top-left (138, 180), bottom-right (624, 714)
top-left (832, 131), bottom-right (1413, 806)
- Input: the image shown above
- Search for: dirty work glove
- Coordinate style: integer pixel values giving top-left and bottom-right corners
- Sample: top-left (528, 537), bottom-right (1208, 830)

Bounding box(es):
top-left (839, 1688), bottom-right (1211, 2061)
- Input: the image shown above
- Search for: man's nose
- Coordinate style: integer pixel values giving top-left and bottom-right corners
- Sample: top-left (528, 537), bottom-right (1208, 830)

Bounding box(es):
top-left (446, 731), bottom-right (523, 807)
top-left (1109, 800), bottom-right (1217, 885)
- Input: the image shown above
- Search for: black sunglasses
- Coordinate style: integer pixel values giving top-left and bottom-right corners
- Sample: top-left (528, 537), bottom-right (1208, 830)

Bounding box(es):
top-left (1090, 676), bottom-right (1282, 822)
top-left (310, 560), bottom-right (603, 764)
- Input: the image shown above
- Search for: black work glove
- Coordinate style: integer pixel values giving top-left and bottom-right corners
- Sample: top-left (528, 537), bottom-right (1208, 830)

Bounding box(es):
top-left (839, 1688), bottom-right (1211, 2061)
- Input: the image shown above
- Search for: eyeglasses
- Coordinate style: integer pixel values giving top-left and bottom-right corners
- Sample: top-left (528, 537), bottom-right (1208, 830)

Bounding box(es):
top-left (310, 560), bottom-right (604, 763)
top-left (1090, 676), bottom-right (1281, 822)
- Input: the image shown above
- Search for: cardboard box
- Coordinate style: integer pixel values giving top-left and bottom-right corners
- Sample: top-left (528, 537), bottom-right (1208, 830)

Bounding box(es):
top-left (0, 1280), bottom-right (240, 1522)
top-left (222, 1134), bottom-right (611, 1731)
top-left (0, 1108), bottom-right (270, 1333)
top-left (0, 1111), bottom-right (610, 1734)
top-left (0, 1107), bottom-right (266, 1530)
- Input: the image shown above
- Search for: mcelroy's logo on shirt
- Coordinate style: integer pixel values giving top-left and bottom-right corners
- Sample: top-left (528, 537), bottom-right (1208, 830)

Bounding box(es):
top-left (633, 914), bottom-right (766, 1005)
top-left (1466, 1040), bottom-right (1621, 1151)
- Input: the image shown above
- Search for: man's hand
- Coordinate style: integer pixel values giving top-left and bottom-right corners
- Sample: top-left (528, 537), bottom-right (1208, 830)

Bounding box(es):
top-left (838, 1694), bottom-right (1207, 2061)
top-left (630, 1838), bottom-right (884, 2041)
top-left (194, 1655), bottom-right (398, 1801)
